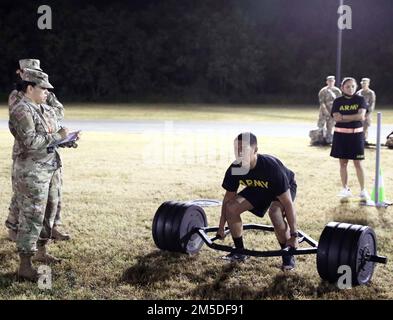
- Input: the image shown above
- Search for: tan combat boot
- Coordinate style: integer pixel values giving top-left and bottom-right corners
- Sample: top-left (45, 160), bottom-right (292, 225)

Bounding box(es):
top-left (51, 226), bottom-right (71, 241)
top-left (32, 245), bottom-right (62, 264)
top-left (7, 229), bottom-right (17, 242)
top-left (18, 253), bottom-right (38, 281)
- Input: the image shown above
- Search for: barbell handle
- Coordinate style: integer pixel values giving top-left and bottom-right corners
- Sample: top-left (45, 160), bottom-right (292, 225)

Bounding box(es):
top-left (210, 228), bottom-right (231, 242)
top-left (366, 254), bottom-right (388, 264)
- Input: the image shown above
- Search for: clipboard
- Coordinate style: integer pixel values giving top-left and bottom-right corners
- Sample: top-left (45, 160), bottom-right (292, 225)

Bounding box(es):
top-left (47, 130), bottom-right (81, 152)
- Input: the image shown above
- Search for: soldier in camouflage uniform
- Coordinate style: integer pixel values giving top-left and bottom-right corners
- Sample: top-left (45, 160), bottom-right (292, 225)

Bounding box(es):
top-left (6, 59), bottom-right (70, 242)
top-left (9, 68), bottom-right (70, 280)
top-left (316, 75), bottom-right (342, 144)
top-left (356, 78), bottom-right (376, 145)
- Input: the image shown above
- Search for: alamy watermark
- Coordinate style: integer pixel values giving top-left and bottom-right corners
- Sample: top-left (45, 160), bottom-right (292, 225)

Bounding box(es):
top-left (37, 265), bottom-right (52, 290)
top-left (338, 5), bottom-right (352, 30)
top-left (337, 265), bottom-right (352, 289)
top-left (141, 124), bottom-right (255, 177)
top-left (142, 121), bottom-right (234, 167)
top-left (37, 5), bottom-right (52, 30)
top-left (36, 5), bottom-right (352, 32)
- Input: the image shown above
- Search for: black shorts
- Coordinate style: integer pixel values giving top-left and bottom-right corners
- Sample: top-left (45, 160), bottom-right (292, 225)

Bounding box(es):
top-left (238, 181), bottom-right (297, 218)
top-left (330, 132), bottom-right (365, 160)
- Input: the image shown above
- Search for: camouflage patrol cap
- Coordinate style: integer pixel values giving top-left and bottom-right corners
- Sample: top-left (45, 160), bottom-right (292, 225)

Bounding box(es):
top-left (21, 68), bottom-right (54, 89)
top-left (326, 75), bottom-right (335, 81)
top-left (19, 59), bottom-right (42, 71)
top-left (361, 78), bottom-right (371, 83)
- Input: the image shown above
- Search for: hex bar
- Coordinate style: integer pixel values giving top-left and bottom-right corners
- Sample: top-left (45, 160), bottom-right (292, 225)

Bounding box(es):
top-left (201, 223), bottom-right (318, 247)
top-left (195, 228), bottom-right (318, 257)
top-left (191, 224), bottom-right (387, 263)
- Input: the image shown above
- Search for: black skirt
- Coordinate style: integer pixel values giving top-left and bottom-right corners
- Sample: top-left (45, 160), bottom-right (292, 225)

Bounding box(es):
top-left (330, 131), bottom-right (365, 160)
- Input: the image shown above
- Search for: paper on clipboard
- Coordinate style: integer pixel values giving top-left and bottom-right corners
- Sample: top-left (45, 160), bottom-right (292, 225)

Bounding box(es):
top-left (48, 130), bottom-right (81, 148)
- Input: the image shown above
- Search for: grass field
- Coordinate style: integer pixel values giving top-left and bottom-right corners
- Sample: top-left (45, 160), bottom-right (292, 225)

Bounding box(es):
top-left (0, 105), bottom-right (392, 300)
top-left (1, 103), bottom-right (393, 123)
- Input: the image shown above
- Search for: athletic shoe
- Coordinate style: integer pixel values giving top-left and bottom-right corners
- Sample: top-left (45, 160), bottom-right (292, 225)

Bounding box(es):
top-left (338, 187), bottom-right (352, 198)
top-left (281, 254), bottom-right (296, 271)
top-left (359, 189), bottom-right (370, 201)
top-left (221, 251), bottom-right (249, 262)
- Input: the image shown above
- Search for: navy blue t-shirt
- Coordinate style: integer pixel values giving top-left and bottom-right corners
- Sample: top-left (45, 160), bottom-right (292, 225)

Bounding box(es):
top-left (331, 95), bottom-right (367, 129)
top-left (222, 154), bottom-right (295, 201)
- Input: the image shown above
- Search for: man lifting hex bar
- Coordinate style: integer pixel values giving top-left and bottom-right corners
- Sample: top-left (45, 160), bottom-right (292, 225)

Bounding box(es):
top-left (216, 132), bottom-right (299, 270)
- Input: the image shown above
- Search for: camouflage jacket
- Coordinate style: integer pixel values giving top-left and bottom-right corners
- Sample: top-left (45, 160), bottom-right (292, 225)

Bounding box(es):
top-left (8, 89), bottom-right (24, 113)
top-left (9, 95), bottom-right (63, 169)
top-left (318, 86), bottom-right (342, 109)
top-left (46, 91), bottom-right (64, 123)
top-left (9, 90), bottom-right (64, 160)
top-left (356, 89), bottom-right (376, 113)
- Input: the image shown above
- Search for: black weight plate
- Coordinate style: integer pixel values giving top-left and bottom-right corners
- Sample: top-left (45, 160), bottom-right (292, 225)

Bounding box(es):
top-left (169, 202), bottom-right (191, 252)
top-left (161, 201), bottom-right (179, 251)
top-left (152, 201), bottom-right (177, 250)
top-left (178, 205), bottom-right (207, 254)
top-left (326, 222), bottom-right (354, 282)
top-left (347, 225), bottom-right (368, 284)
top-left (354, 227), bottom-right (377, 285)
top-left (338, 224), bottom-right (363, 276)
top-left (152, 201), bottom-right (169, 249)
top-left (317, 222), bottom-right (340, 281)
top-left (164, 202), bottom-right (189, 252)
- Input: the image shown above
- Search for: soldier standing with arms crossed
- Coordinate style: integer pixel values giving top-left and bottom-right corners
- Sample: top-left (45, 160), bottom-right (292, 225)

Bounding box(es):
top-left (356, 78), bottom-right (376, 146)
top-left (330, 77), bottom-right (369, 201)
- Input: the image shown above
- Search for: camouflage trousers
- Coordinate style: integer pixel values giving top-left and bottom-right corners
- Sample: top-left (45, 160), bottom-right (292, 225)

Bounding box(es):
top-left (317, 107), bottom-right (335, 143)
top-left (363, 112), bottom-right (372, 140)
top-left (14, 160), bottom-right (62, 254)
top-left (5, 162), bottom-right (63, 231)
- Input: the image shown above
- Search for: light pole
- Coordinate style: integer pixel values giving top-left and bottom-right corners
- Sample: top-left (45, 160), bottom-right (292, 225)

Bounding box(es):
top-left (336, 0), bottom-right (344, 85)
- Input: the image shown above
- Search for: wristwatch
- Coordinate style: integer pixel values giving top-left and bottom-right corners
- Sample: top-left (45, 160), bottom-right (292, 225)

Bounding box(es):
top-left (290, 231), bottom-right (299, 238)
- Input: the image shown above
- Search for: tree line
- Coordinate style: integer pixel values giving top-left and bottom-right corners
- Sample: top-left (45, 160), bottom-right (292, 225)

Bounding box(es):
top-left (1, 0), bottom-right (392, 104)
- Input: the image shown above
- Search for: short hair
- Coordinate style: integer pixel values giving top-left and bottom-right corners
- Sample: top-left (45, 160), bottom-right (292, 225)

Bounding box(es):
top-left (236, 132), bottom-right (257, 147)
top-left (341, 77), bottom-right (357, 87)
top-left (19, 80), bottom-right (36, 93)
top-left (14, 78), bottom-right (24, 91)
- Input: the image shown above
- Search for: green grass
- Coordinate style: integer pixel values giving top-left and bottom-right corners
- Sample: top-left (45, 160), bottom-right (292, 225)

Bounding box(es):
top-left (0, 123), bottom-right (392, 299)
top-left (1, 103), bottom-right (393, 123)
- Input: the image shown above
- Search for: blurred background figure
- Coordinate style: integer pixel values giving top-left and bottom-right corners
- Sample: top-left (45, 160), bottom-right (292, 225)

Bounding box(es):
top-left (356, 78), bottom-right (376, 146)
top-left (315, 75), bottom-right (342, 145)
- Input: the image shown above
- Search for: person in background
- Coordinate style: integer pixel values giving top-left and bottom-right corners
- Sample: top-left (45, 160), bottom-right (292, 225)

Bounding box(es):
top-left (356, 78), bottom-right (376, 146)
top-left (316, 75), bottom-right (342, 145)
